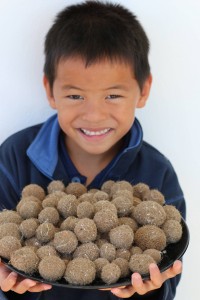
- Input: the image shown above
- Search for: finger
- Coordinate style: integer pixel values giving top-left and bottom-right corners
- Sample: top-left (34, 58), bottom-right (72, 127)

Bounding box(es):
top-left (28, 283), bottom-right (52, 292)
top-left (149, 263), bottom-right (163, 288)
top-left (111, 285), bottom-right (135, 298)
top-left (131, 273), bottom-right (148, 295)
top-left (100, 285), bottom-right (126, 291)
top-left (12, 279), bottom-right (38, 294)
top-left (0, 272), bottom-right (18, 292)
top-left (162, 260), bottom-right (182, 281)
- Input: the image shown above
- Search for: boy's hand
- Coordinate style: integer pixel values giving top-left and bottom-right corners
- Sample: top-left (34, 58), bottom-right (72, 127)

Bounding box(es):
top-left (102, 260), bottom-right (182, 298)
top-left (0, 260), bottom-right (52, 294)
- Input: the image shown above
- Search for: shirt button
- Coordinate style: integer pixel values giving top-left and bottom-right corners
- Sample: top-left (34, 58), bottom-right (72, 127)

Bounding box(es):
top-left (71, 176), bottom-right (81, 183)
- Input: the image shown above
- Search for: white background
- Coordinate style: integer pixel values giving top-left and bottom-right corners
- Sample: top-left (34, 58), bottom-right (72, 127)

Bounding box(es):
top-left (0, 1), bottom-right (199, 299)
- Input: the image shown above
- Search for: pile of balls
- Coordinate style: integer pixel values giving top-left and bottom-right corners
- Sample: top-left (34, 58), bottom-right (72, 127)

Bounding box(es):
top-left (0, 180), bottom-right (183, 285)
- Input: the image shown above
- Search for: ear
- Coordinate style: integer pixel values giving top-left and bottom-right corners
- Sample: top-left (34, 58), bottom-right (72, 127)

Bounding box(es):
top-left (43, 75), bottom-right (57, 109)
top-left (136, 74), bottom-right (152, 108)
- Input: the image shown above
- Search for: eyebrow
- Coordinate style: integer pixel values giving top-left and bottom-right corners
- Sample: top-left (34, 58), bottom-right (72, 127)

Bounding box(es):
top-left (61, 84), bottom-right (129, 91)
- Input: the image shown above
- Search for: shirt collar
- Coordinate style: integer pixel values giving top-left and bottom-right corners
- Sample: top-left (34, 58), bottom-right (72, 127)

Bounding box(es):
top-left (27, 114), bottom-right (143, 179)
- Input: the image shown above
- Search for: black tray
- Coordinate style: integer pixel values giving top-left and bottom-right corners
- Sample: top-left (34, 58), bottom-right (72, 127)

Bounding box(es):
top-left (1, 218), bottom-right (189, 289)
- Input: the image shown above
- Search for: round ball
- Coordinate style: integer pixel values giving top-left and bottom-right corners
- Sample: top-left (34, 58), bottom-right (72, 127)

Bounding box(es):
top-left (143, 249), bottom-right (162, 263)
top-left (38, 207), bottom-right (60, 225)
top-left (100, 243), bottom-right (116, 262)
top-left (65, 182), bottom-right (87, 198)
top-left (101, 262), bottom-right (121, 284)
top-left (57, 195), bottom-right (78, 218)
top-left (0, 236), bottom-right (21, 259)
top-left (0, 210), bottom-right (22, 225)
top-left (135, 225), bottom-right (166, 251)
top-left (162, 220), bottom-right (182, 243)
top-left (77, 201), bottom-right (94, 219)
top-left (36, 245), bottom-right (58, 259)
top-left (65, 258), bottom-right (96, 285)
top-left (53, 230), bottom-right (78, 254)
top-left (21, 184), bottom-right (45, 200)
top-left (129, 254), bottom-right (155, 275)
top-left (36, 223), bottom-right (56, 243)
top-left (11, 247), bottom-right (39, 274)
top-left (0, 223), bottom-right (21, 240)
top-left (133, 201), bottom-right (166, 226)
top-left (143, 189), bottom-right (165, 205)
top-left (47, 180), bottom-right (65, 194)
top-left (93, 209), bottom-right (118, 233)
top-left (74, 218), bottom-right (97, 243)
top-left (39, 255), bottom-right (66, 281)
top-left (73, 242), bottom-right (99, 261)
top-left (19, 218), bottom-right (39, 239)
top-left (109, 225), bottom-right (134, 249)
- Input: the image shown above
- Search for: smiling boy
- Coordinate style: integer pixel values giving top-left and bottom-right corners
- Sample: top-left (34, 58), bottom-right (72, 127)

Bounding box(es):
top-left (0, 1), bottom-right (185, 300)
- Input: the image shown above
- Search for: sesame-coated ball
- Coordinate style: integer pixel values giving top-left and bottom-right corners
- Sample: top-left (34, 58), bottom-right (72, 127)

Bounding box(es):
top-left (94, 258), bottom-right (109, 278)
top-left (162, 220), bottom-right (182, 243)
top-left (19, 218), bottom-right (39, 239)
top-left (100, 242), bottom-right (116, 262)
top-left (74, 218), bottom-right (97, 243)
top-left (36, 245), bottom-right (58, 259)
top-left (101, 262), bottom-right (121, 284)
top-left (11, 247), bottom-right (39, 274)
top-left (94, 209), bottom-right (119, 233)
top-left (78, 193), bottom-right (95, 204)
top-left (77, 201), bottom-right (95, 219)
top-left (143, 249), bottom-right (162, 263)
top-left (47, 180), bottom-right (65, 194)
top-left (112, 258), bottom-right (130, 278)
top-left (101, 180), bottom-right (115, 195)
top-left (111, 196), bottom-right (133, 217)
top-left (65, 258), bottom-right (96, 285)
top-left (57, 195), bottom-right (78, 218)
top-left (36, 223), bottom-right (56, 243)
top-left (129, 254), bottom-right (155, 275)
top-left (16, 196), bottom-right (42, 213)
top-left (73, 242), bottom-right (99, 261)
top-left (21, 184), bottom-right (45, 201)
top-left (53, 230), bottom-right (78, 254)
top-left (0, 223), bottom-right (21, 240)
top-left (163, 205), bottom-right (182, 222)
top-left (116, 249), bottom-right (131, 261)
top-left (109, 225), bottom-right (134, 249)
top-left (135, 225), bottom-right (166, 251)
top-left (94, 200), bottom-right (117, 214)
top-left (18, 201), bottom-right (42, 219)
top-left (0, 210), bottom-right (22, 225)
top-left (143, 189), bottom-right (165, 205)
top-left (133, 201), bottom-right (166, 226)
top-left (42, 191), bottom-right (67, 208)
top-left (39, 255), bottom-right (66, 281)
top-left (93, 191), bottom-right (109, 202)
top-left (130, 246), bottom-right (143, 255)
top-left (132, 183), bottom-right (150, 199)
top-left (110, 181), bottom-right (133, 196)
top-left (0, 236), bottom-right (21, 259)
top-left (65, 182), bottom-right (87, 198)
top-left (38, 207), bottom-right (60, 225)
top-left (118, 217), bottom-right (138, 232)
top-left (60, 216), bottom-right (79, 231)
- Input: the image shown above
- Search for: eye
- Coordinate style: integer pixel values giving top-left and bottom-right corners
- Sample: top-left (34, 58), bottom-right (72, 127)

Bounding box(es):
top-left (106, 95), bottom-right (122, 100)
top-left (67, 95), bottom-right (84, 100)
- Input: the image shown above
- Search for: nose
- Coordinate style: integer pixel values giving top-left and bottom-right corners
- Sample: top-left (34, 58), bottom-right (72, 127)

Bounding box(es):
top-left (81, 98), bottom-right (108, 123)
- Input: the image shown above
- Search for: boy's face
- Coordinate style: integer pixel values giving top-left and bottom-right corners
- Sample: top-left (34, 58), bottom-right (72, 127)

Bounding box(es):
top-left (44, 57), bottom-right (151, 158)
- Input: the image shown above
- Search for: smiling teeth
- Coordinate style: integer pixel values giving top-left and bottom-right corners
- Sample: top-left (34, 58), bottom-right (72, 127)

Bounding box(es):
top-left (81, 128), bottom-right (110, 136)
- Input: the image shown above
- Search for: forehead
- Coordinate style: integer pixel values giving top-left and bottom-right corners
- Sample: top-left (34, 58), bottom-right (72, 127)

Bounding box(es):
top-left (54, 57), bottom-right (136, 88)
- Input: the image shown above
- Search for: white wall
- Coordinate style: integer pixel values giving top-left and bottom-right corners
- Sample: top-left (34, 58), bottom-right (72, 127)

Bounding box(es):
top-left (0, 0), bottom-right (199, 299)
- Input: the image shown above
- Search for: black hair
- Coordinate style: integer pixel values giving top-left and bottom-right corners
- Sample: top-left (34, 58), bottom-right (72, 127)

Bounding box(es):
top-left (44, 0), bottom-right (150, 90)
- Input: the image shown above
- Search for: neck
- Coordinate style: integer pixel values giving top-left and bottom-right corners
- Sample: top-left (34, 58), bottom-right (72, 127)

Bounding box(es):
top-left (65, 141), bottom-right (123, 186)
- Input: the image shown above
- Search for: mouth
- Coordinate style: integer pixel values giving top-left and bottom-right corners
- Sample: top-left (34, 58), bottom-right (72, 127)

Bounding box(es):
top-left (79, 128), bottom-right (112, 136)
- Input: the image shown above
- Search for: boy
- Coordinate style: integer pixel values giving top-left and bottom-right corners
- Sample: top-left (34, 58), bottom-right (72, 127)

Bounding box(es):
top-left (0, 1), bottom-right (185, 300)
